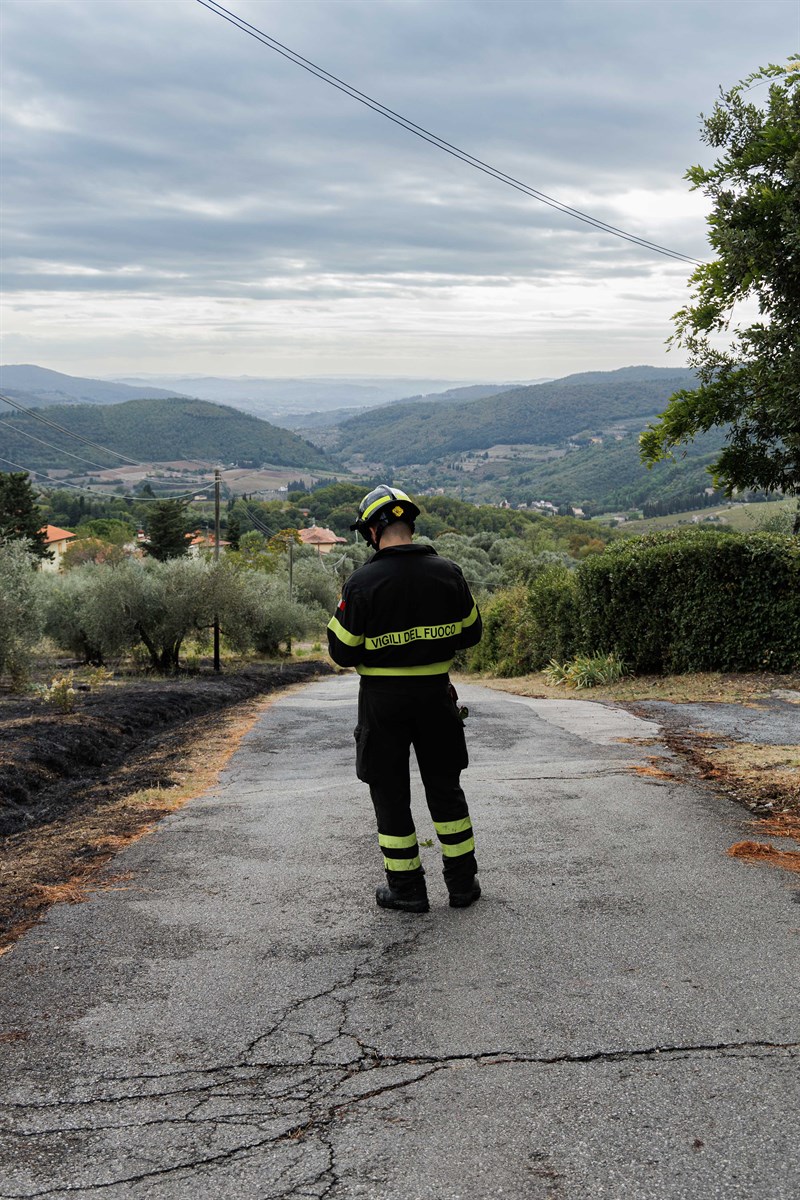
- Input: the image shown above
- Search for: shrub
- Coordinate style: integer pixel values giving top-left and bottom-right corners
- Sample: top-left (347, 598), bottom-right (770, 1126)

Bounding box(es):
top-left (466, 567), bottom-right (581, 676)
top-left (526, 565), bottom-right (582, 666)
top-left (36, 672), bottom-right (77, 712)
top-left (466, 584), bottom-right (534, 676)
top-left (544, 652), bottom-right (628, 689)
top-left (468, 529), bottom-right (799, 677)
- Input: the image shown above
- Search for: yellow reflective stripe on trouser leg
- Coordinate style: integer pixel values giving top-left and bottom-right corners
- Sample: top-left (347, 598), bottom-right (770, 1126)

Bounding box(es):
top-left (440, 837), bottom-right (475, 858)
top-left (378, 832), bottom-right (418, 850)
top-left (379, 831), bottom-right (420, 871)
top-left (383, 854), bottom-right (422, 872)
top-left (433, 817), bottom-right (473, 837)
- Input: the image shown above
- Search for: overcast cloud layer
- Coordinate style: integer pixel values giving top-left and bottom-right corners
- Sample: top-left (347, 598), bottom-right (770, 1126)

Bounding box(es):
top-left (1, 0), bottom-right (797, 380)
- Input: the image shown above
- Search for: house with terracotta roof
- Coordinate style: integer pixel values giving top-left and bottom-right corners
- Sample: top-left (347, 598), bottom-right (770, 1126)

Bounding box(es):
top-left (186, 531), bottom-right (231, 558)
top-left (298, 525), bottom-right (347, 555)
top-left (39, 525), bottom-right (75, 572)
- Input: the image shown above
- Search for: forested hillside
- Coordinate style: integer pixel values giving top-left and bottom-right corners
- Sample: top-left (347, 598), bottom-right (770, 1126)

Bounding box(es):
top-left (0, 398), bottom-right (332, 471)
top-left (492, 428), bottom-right (728, 512)
top-left (331, 367), bottom-right (697, 464)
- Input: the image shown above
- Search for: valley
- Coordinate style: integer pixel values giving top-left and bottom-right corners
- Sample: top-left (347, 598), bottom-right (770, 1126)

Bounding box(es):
top-left (1, 363), bottom-right (792, 523)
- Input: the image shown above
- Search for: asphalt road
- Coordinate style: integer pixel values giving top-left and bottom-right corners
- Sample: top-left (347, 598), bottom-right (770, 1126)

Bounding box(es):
top-left (1, 675), bottom-right (798, 1199)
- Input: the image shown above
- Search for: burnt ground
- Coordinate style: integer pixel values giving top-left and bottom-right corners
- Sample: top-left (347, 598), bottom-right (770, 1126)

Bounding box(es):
top-left (0, 661), bottom-right (333, 946)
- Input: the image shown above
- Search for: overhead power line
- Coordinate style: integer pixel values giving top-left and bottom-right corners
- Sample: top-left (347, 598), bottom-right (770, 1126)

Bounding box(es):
top-left (0, 419), bottom-right (120, 471)
top-left (0, 392), bottom-right (219, 478)
top-left (0, 393), bottom-right (141, 466)
top-left (195, 0), bottom-right (703, 267)
top-left (240, 501), bottom-right (280, 539)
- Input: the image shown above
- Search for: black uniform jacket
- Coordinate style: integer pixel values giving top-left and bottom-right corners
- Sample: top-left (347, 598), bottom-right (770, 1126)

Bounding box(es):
top-left (327, 544), bottom-right (482, 678)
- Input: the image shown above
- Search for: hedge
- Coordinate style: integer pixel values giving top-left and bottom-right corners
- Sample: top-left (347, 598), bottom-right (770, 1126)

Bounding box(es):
top-left (577, 530), bottom-right (800, 673)
top-left (470, 530), bottom-right (800, 676)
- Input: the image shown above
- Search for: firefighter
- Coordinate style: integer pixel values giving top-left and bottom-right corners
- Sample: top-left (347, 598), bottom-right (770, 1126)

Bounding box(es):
top-left (327, 485), bottom-right (483, 913)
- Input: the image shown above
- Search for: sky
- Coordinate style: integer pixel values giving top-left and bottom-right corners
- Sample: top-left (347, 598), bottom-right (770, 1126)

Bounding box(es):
top-left (1, 0), bottom-right (798, 382)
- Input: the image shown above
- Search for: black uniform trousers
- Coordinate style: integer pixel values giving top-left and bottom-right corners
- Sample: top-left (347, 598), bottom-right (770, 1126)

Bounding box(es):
top-left (354, 677), bottom-right (478, 893)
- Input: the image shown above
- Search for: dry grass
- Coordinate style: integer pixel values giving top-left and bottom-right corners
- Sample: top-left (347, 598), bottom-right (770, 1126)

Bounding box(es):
top-left (631, 759), bottom-right (677, 781)
top-left (0, 689), bottom-right (294, 951)
top-left (701, 743), bottom-right (800, 812)
top-left (475, 670), bottom-right (800, 705)
top-left (728, 802), bottom-right (800, 877)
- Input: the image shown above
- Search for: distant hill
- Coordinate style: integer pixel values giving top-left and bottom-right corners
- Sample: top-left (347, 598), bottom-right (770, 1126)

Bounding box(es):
top-left (275, 383), bottom-right (527, 433)
top-left (386, 382), bottom-right (525, 407)
top-left (0, 364), bottom-right (188, 407)
top-left (0, 397), bottom-right (332, 472)
top-left (332, 366), bottom-right (697, 465)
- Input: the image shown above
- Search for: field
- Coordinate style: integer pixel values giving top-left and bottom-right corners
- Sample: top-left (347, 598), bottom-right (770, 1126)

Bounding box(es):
top-left (609, 497), bottom-right (797, 533)
top-left (67, 462), bottom-right (347, 498)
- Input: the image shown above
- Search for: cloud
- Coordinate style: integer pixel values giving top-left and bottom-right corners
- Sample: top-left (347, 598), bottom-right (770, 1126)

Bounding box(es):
top-left (1, 0), bottom-right (796, 375)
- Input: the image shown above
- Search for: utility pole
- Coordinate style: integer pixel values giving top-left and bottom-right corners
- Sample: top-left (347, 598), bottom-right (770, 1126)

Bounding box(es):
top-left (286, 536), bottom-right (294, 657)
top-left (213, 467), bottom-right (221, 673)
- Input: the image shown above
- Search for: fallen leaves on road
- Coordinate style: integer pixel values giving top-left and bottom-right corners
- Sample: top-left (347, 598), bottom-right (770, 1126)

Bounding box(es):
top-left (631, 757), bottom-right (677, 781)
top-left (748, 814), bottom-right (800, 840)
top-left (727, 840), bottom-right (800, 874)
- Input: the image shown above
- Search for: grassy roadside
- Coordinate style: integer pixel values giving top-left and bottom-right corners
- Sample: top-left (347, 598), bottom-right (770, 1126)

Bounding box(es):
top-left (469, 668), bottom-right (800, 705)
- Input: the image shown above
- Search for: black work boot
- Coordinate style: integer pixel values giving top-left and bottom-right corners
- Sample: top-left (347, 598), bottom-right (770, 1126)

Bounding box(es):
top-left (447, 877), bottom-right (481, 908)
top-left (375, 870), bottom-right (429, 913)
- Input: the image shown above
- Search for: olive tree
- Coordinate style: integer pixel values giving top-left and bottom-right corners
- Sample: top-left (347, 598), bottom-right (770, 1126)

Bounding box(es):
top-left (42, 565), bottom-right (104, 664)
top-left (291, 553), bottom-right (339, 617)
top-left (45, 557), bottom-right (317, 671)
top-left (79, 558), bottom-right (215, 670)
top-left (0, 539), bottom-right (44, 682)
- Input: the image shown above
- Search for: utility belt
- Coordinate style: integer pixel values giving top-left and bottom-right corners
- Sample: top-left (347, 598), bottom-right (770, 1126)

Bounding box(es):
top-left (358, 671), bottom-right (452, 691)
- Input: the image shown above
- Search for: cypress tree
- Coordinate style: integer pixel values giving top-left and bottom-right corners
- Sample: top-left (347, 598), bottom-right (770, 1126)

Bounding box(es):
top-left (0, 472), bottom-right (51, 561)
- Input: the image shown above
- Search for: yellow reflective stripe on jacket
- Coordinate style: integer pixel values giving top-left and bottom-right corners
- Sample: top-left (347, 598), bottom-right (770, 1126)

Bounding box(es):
top-left (379, 831), bottom-right (418, 850)
top-left (434, 817), bottom-right (473, 837)
top-left (357, 660), bottom-right (452, 677)
top-left (365, 621), bottom-right (463, 651)
top-left (462, 603), bottom-right (479, 628)
top-left (327, 615), bottom-right (365, 647)
top-left (440, 837), bottom-right (475, 858)
top-left (383, 854), bottom-right (422, 872)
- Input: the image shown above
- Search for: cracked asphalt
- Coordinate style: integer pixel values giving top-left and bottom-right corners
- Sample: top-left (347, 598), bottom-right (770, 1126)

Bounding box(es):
top-left (1, 676), bottom-right (798, 1199)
